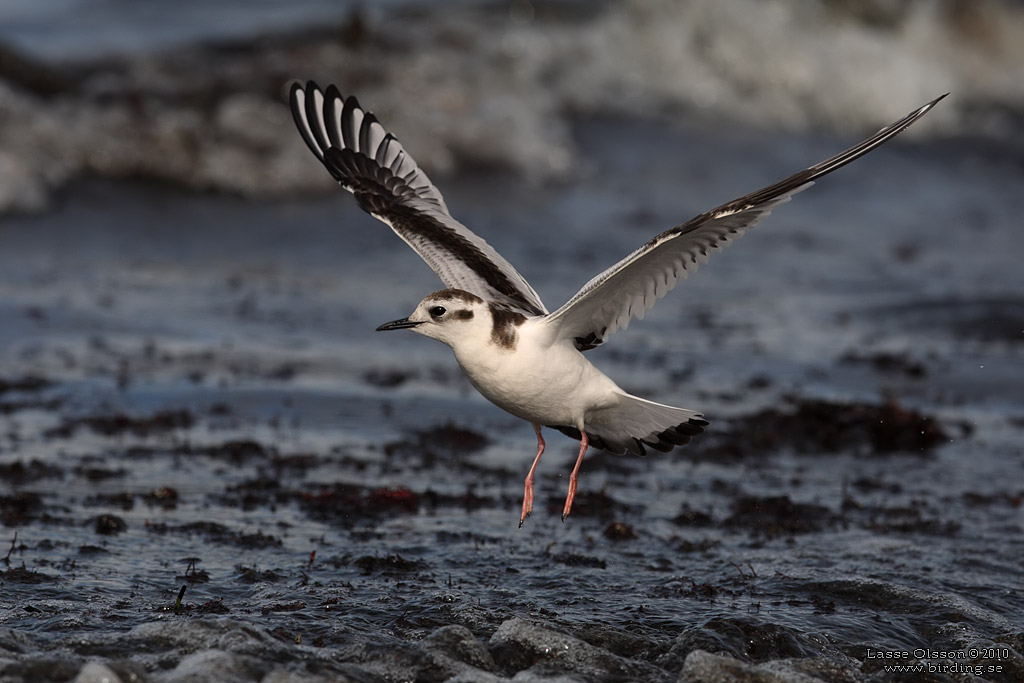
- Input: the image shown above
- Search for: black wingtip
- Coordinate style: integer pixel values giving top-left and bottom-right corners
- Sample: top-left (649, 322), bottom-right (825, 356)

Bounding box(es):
top-left (289, 80), bottom-right (327, 161)
top-left (288, 81), bottom-right (303, 117)
top-left (323, 84), bottom-right (344, 149)
top-left (321, 146), bottom-right (350, 183)
top-left (304, 82), bottom-right (330, 150)
top-left (919, 92), bottom-right (949, 116)
top-left (341, 94), bottom-right (362, 150)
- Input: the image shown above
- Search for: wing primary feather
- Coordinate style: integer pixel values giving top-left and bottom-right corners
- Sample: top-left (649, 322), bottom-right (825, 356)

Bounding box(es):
top-left (289, 82), bottom-right (323, 160)
top-left (341, 95), bottom-right (362, 151)
top-left (303, 81), bottom-right (330, 151)
top-left (546, 94), bottom-right (947, 350)
top-left (288, 82), bottom-right (552, 316)
top-left (358, 111), bottom-right (380, 157)
top-left (725, 93), bottom-right (947, 214)
top-left (376, 135), bottom-right (394, 167)
top-left (324, 84), bottom-right (345, 149)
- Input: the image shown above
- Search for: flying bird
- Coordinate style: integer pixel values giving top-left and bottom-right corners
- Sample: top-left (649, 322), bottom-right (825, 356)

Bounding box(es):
top-left (289, 81), bottom-right (944, 526)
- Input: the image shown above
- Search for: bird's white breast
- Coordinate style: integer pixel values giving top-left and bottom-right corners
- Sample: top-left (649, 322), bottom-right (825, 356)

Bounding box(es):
top-left (451, 319), bottom-right (620, 427)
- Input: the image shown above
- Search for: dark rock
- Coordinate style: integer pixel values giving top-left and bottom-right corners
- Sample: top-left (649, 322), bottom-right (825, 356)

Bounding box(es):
top-left (696, 397), bottom-right (950, 460)
top-left (93, 514), bottom-right (127, 535)
top-left (488, 618), bottom-right (667, 680)
top-left (0, 492), bottom-right (43, 525)
top-left (663, 618), bottom-right (827, 668)
top-left (550, 552), bottom-right (606, 569)
top-left (724, 495), bottom-right (837, 538)
top-left (838, 351), bottom-right (927, 378)
top-left (352, 554), bottom-right (424, 575)
top-left (48, 410), bottom-right (194, 438)
top-left (0, 375), bottom-right (53, 394)
top-left (424, 624), bottom-right (497, 672)
top-left (0, 460), bottom-right (63, 484)
top-left (679, 650), bottom-right (837, 682)
top-left (602, 521), bottom-right (637, 540)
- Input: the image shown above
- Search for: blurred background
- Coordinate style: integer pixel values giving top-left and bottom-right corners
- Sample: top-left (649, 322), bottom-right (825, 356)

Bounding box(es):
top-left (0, 0), bottom-right (1022, 212)
top-left (0, 2), bottom-right (1022, 682)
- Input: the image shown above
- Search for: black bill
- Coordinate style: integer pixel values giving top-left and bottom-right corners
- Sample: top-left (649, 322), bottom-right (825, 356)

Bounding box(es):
top-left (375, 317), bottom-right (423, 331)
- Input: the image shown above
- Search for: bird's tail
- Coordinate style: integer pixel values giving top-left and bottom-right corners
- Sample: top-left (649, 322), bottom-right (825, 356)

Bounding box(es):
top-left (550, 393), bottom-right (708, 456)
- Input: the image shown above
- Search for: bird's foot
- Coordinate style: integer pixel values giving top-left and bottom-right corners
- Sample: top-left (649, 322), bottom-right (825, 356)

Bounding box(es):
top-left (561, 476), bottom-right (578, 522)
top-left (520, 425), bottom-right (545, 528)
top-left (562, 431), bottom-right (588, 522)
top-left (519, 480), bottom-right (534, 528)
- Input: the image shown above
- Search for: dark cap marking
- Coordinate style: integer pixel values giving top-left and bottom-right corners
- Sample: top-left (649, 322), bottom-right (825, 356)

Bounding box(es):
top-left (424, 288), bottom-right (484, 305)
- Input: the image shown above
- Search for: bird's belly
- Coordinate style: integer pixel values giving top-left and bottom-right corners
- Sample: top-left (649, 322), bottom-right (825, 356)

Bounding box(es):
top-left (455, 345), bottom-right (617, 427)
top-left (472, 373), bottom-right (572, 425)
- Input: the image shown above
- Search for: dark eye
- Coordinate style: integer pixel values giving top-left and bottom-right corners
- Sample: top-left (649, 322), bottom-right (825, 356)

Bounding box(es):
top-left (428, 305), bottom-right (447, 318)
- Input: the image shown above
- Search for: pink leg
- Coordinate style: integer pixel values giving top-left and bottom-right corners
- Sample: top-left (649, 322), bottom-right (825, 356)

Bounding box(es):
top-left (519, 424), bottom-right (545, 528)
top-left (562, 430), bottom-right (589, 522)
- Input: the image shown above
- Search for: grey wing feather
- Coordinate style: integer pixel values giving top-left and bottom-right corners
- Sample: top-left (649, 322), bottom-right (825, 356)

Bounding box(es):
top-left (290, 81), bottom-right (548, 316)
top-left (544, 94), bottom-right (947, 349)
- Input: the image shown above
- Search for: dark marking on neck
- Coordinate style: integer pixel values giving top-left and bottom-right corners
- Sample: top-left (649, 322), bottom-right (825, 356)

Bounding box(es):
top-left (489, 303), bottom-right (526, 350)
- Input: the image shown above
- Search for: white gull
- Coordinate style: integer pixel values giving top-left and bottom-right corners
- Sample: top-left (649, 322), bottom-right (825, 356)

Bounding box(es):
top-left (289, 81), bottom-right (944, 526)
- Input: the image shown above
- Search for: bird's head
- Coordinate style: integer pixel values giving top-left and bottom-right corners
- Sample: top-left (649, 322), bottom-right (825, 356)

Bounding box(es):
top-left (376, 288), bottom-right (491, 349)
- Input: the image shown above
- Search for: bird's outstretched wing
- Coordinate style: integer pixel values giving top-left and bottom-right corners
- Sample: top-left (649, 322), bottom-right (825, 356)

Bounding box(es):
top-left (290, 81), bottom-right (547, 316)
top-left (543, 94), bottom-right (947, 350)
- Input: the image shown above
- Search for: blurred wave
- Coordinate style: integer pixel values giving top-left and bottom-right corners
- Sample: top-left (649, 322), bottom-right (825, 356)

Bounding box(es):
top-left (0, 0), bottom-right (429, 59)
top-left (0, 0), bottom-right (1021, 213)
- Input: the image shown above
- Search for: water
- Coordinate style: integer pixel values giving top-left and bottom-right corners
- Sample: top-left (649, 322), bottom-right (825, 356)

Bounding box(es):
top-left (0, 0), bottom-right (458, 60)
top-left (0, 112), bottom-right (1021, 680)
top-left (1, 1), bottom-right (1023, 681)
top-left (2, 0), bottom-right (1024, 214)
